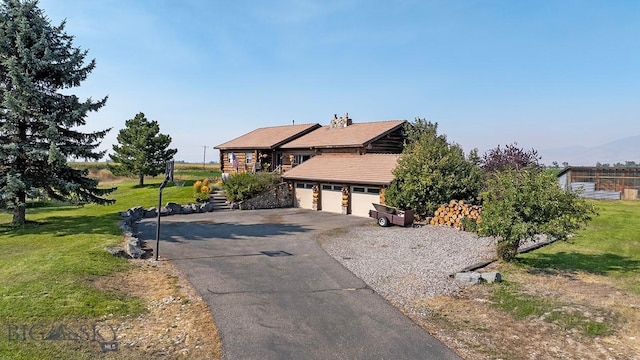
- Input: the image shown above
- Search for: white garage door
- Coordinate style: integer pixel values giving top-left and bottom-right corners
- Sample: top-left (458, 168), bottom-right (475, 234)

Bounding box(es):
top-left (294, 183), bottom-right (314, 210)
top-left (321, 184), bottom-right (343, 214)
top-left (351, 186), bottom-right (381, 217)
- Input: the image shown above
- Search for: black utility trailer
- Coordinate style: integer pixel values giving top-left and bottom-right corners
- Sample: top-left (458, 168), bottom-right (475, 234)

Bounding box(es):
top-left (369, 203), bottom-right (414, 227)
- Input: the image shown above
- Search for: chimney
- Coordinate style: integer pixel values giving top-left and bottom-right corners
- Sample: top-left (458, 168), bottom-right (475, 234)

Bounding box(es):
top-left (329, 112), bottom-right (352, 128)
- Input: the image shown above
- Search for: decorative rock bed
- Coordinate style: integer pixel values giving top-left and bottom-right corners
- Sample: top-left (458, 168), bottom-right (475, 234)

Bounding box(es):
top-left (107, 201), bottom-right (216, 259)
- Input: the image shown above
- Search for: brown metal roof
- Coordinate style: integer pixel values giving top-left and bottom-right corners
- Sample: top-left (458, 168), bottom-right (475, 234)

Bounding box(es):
top-left (280, 120), bottom-right (406, 149)
top-left (214, 123), bottom-right (321, 150)
top-left (282, 154), bottom-right (400, 185)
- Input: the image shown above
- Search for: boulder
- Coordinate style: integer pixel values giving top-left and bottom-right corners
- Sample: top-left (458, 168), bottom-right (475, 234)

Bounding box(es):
top-left (105, 246), bottom-right (126, 257)
top-left (165, 202), bottom-right (182, 214)
top-left (144, 207), bottom-right (158, 218)
top-left (125, 241), bottom-right (144, 259)
top-left (129, 206), bottom-right (145, 220)
top-left (454, 272), bottom-right (482, 286)
top-left (201, 202), bottom-right (215, 212)
top-left (159, 207), bottom-right (170, 216)
top-left (481, 272), bottom-right (502, 283)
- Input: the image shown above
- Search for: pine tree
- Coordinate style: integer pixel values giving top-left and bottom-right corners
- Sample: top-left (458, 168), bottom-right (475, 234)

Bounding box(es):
top-left (0, 0), bottom-right (114, 225)
top-left (109, 112), bottom-right (177, 186)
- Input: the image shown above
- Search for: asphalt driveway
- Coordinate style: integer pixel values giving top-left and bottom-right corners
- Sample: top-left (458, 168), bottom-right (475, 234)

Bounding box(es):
top-left (138, 208), bottom-right (460, 360)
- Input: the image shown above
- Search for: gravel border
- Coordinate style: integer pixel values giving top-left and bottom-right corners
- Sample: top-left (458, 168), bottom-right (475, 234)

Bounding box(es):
top-left (320, 224), bottom-right (550, 313)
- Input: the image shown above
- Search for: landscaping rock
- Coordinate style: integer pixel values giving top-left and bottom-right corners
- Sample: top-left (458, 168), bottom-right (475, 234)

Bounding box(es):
top-left (165, 202), bottom-right (182, 214)
top-left (481, 272), bottom-right (502, 283)
top-left (454, 272), bottom-right (482, 286)
top-left (105, 246), bottom-right (126, 257)
top-left (129, 206), bottom-right (145, 220)
top-left (126, 241), bottom-right (145, 259)
top-left (144, 207), bottom-right (158, 218)
top-left (201, 202), bottom-right (215, 212)
top-left (114, 201), bottom-right (217, 259)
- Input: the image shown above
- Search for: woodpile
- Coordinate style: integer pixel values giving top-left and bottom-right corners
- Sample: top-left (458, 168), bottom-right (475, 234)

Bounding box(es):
top-left (429, 200), bottom-right (481, 228)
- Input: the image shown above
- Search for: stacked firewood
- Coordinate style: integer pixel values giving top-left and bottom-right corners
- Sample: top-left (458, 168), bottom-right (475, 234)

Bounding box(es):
top-left (429, 200), bottom-right (481, 228)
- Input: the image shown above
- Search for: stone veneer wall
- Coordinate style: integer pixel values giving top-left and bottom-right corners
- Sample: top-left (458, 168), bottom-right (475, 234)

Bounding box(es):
top-left (239, 183), bottom-right (292, 210)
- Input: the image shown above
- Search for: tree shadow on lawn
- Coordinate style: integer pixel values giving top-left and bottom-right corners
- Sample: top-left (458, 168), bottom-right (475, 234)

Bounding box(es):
top-left (519, 252), bottom-right (640, 276)
top-left (0, 213), bottom-right (121, 237)
top-left (137, 220), bottom-right (310, 243)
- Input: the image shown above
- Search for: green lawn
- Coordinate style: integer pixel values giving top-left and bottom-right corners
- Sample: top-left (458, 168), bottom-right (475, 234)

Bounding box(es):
top-left (0, 179), bottom-right (200, 358)
top-left (518, 200), bottom-right (640, 293)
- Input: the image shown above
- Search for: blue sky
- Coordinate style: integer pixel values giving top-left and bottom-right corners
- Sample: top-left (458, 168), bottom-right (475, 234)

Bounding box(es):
top-left (38, 0), bottom-right (639, 163)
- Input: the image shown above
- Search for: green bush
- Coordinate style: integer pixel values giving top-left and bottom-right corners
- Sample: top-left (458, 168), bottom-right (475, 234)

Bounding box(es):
top-left (385, 119), bottom-right (482, 218)
top-left (478, 168), bottom-right (596, 261)
top-left (222, 173), bottom-right (280, 202)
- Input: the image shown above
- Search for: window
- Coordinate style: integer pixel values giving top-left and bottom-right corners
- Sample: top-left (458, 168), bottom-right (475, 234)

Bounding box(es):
top-left (352, 186), bottom-right (380, 194)
top-left (294, 154), bottom-right (313, 164)
top-left (245, 152), bottom-right (253, 164)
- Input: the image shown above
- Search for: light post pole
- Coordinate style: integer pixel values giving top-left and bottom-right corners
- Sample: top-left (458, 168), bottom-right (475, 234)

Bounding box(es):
top-left (202, 146), bottom-right (207, 169)
top-left (155, 160), bottom-right (174, 261)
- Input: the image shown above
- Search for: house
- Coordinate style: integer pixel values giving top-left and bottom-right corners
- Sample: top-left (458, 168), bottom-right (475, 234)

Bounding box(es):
top-left (558, 166), bottom-right (640, 200)
top-left (214, 123), bottom-right (321, 173)
top-left (281, 153), bottom-right (401, 217)
top-left (215, 113), bottom-right (408, 217)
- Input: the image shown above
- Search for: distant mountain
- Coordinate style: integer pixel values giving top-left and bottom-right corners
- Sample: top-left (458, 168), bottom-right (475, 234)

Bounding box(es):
top-left (539, 135), bottom-right (640, 166)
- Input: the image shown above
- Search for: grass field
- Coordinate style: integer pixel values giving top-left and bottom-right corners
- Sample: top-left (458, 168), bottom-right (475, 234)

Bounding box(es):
top-left (0, 165), bottom-right (217, 359)
top-left (518, 200), bottom-right (640, 293)
top-left (487, 200), bottom-right (640, 338)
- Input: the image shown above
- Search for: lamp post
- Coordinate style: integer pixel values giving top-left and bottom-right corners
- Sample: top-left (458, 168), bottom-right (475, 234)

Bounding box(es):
top-left (155, 160), bottom-right (174, 261)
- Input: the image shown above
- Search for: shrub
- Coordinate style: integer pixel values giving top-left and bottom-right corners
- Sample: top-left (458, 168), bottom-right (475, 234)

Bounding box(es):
top-left (193, 180), bottom-right (211, 202)
top-left (222, 172), bottom-right (280, 202)
top-left (193, 180), bottom-right (203, 192)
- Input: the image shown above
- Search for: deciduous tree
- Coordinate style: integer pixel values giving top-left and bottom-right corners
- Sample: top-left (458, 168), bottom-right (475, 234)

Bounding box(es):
top-left (0, 0), bottom-right (113, 224)
top-left (385, 119), bottom-right (482, 218)
top-left (481, 143), bottom-right (541, 173)
top-left (109, 113), bottom-right (177, 186)
top-left (478, 168), bottom-right (596, 261)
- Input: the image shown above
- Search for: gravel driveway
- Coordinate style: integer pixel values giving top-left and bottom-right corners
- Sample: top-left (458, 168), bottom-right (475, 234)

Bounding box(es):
top-left (320, 224), bottom-right (498, 313)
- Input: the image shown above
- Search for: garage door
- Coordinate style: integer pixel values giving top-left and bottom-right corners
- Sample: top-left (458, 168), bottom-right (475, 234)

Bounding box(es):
top-left (351, 186), bottom-right (381, 217)
top-left (294, 183), bottom-right (314, 210)
top-left (321, 184), bottom-right (343, 214)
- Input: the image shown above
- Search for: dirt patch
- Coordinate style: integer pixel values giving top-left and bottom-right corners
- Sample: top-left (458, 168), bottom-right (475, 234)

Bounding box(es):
top-left (92, 259), bottom-right (221, 359)
top-left (409, 262), bottom-right (640, 360)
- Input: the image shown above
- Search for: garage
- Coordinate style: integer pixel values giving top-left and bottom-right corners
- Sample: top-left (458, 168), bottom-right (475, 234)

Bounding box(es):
top-left (351, 186), bottom-right (381, 217)
top-left (320, 184), bottom-right (343, 214)
top-left (294, 182), bottom-right (314, 210)
top-left (283, 154), bottom-right (400, 217)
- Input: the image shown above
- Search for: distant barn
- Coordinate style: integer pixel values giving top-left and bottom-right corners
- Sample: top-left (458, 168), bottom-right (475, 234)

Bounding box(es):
top-left (558, 167), bottom-right (640, 200)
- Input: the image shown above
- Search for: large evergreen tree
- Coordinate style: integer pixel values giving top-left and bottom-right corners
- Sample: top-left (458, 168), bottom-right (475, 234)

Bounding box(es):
top-left (109, 112), bottom-right (177, 186)
top-left (0, 0), bottom-right (113, 225)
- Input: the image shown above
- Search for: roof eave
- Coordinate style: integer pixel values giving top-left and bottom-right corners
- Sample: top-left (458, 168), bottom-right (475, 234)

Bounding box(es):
top-left (282, 176), bottom-right (392, 186)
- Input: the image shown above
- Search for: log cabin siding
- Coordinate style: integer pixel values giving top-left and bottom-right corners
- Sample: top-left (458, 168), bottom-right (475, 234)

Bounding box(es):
top-left (366, 127), bottom-right (405, 153)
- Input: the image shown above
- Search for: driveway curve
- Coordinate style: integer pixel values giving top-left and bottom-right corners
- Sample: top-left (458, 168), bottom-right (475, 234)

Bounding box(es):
top-left (138, 208), bottom-right (460, 360)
